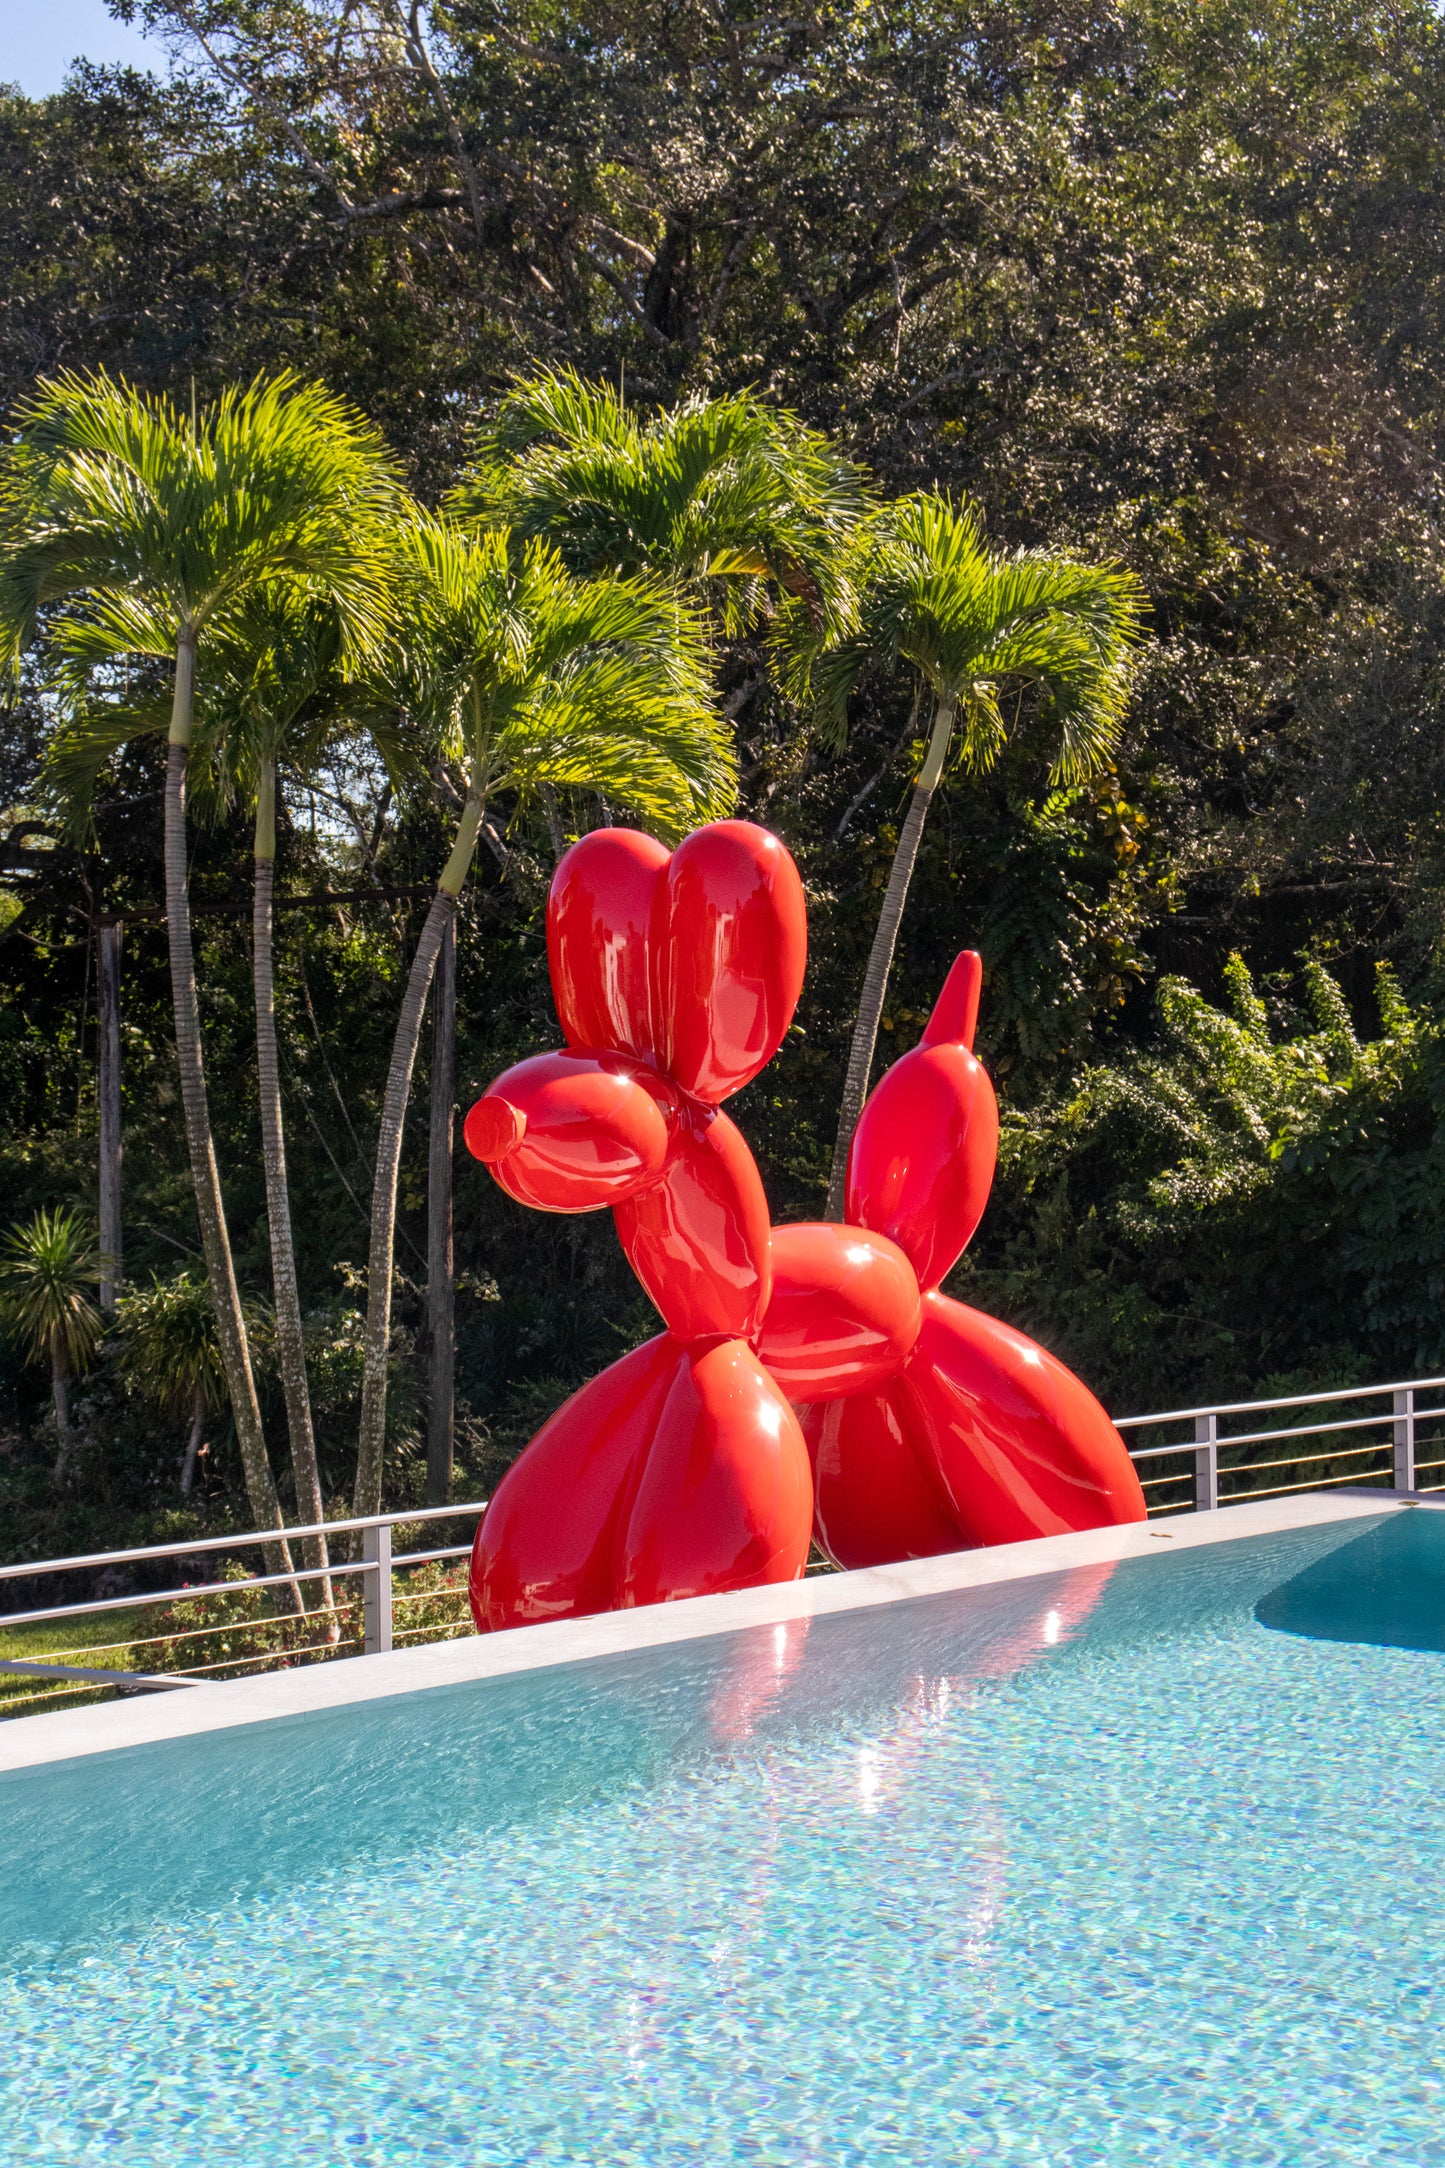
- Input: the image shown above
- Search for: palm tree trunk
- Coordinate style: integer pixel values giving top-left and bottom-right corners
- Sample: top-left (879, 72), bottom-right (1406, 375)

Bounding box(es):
top-left (825, 692), bottom-right (956, 1221)
top-left (539, 781), bottom-right (566, 862)
top-left (165, 637), bottom-right (301, 1607)
top-left (97, 919), bottom-right (123, 1309)
top-left (51, 1350), bottom-right (72, 1482)
top-left (180, 1381), bottom-right (206, 1496)
top-left (354, 789), bottom-right (484, 1519)
top-left (253, 758), bottom-right (334, 1616)
top-left (426, 910), bottom-right (456, 1507)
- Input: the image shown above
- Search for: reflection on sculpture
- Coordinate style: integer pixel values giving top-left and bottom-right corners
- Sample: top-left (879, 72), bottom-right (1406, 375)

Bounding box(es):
top-left (464, 821), bottom-right (1145, 1631)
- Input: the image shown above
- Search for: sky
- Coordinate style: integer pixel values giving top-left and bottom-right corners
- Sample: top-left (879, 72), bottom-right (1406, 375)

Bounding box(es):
top-left (4, 0), bottom-right (166, 97)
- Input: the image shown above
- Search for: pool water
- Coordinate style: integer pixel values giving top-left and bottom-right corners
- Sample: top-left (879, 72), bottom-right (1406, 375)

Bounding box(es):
top-left (4, 1514), bottom-right (1445, 2165)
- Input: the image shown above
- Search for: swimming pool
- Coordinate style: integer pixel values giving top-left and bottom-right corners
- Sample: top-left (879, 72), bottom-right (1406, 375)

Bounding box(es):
top-left (4, 1507), bottom-right (1444, 2165)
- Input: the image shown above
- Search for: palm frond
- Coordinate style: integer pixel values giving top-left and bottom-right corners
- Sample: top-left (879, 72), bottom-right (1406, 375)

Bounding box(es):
top-left (472, 369), bottom-right (638, 463)
top-left (42, 701), bottom-right (168, 837)
top-left (0, 1208), bottom-right (103, 1375)
top-left (368, 513), bottom-right (734, 838)
top-left (449, 372), bottom-right (867, 642)
top-left (118, 1268), bottom-right (232, 1418)
top-left (803, 492), bottom-right (1146, 780)
top-left (187, 582), bottom-right (360, 810)
top-left (1, 368), bottom-right (406, 686)
top-left (50, 590), bottom-right (179, 688)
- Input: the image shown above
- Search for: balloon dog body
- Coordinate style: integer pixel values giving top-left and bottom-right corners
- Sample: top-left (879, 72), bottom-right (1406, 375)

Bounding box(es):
top-left (464, 822), bottom-right (1144, 1631)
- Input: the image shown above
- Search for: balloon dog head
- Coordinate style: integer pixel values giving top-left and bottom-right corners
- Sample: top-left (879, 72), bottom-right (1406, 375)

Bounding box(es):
top-left (463, 821), bottom-right (808, 1344)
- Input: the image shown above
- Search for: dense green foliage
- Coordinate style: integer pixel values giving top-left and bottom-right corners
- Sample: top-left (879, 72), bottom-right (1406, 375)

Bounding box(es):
top-left (970, 957), bottom-right (1445, 1407)
top-left (0, 1206), bottom-right (102, 1367)
top-left (6, 0), bottom-right (1445, 1557)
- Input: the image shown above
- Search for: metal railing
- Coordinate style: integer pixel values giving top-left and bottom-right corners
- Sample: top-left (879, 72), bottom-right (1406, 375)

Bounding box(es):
top-left (4, 1371), bottom-right (1445, 1720)
top-left (0, 1502), bottom-right (487, 1719)
top-left (1115, 1375), bottom-right (1445, 1514)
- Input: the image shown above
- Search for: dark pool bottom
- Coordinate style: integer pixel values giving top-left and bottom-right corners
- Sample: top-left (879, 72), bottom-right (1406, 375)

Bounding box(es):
top-left (3, 1513), bottom-right (1444, 2165)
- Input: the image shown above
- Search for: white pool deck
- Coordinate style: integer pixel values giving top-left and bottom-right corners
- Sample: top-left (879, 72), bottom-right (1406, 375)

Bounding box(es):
top-left (2, 1488), bottom-right (1436, 1776)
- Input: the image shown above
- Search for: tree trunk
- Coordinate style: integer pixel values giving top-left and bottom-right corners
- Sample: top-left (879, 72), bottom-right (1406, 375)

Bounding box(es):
top-left (539, 780), bottom-right (566, 862)
top-left (164, 639), bottom-right (300, 1606)
top-left (253, 758), bottom-right (334, 1617)
top-left (353, 790), bottom-right (484, 1520)
top-left (51, 1350), bottom-right (72, 1483)
top-left (97, 920), bottom-right (123, 1309)
top-left (426, 910), bottom-right (456, 1507)
top-left (353, 892), bottom-right (457, 1518)
top-left (824, 693), bottom-right (956, 1221)
top-left (180, 1381), bottom-right (206, 1496)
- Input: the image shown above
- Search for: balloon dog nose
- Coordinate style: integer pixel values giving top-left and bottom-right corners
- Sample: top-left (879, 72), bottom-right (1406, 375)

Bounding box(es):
top-left (464, 1096), bottom-right (527, 1163)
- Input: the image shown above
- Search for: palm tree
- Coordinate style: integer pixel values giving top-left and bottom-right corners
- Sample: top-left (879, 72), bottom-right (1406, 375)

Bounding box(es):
top-left (0, 1208), bottom-right (104, 1480)
top-left (117, 1267), bottom-right (233, 1496)
top-left (1, 370), bottom-right (399, 1590)
top-left (350, 518), bottom-right (735, 1518)
top-left (787, 495), bottom-right (1147, 1219)
top-left (451, 371), bottom-right (865, 637)
top-left (189, 587), bottom-right (368, 1605)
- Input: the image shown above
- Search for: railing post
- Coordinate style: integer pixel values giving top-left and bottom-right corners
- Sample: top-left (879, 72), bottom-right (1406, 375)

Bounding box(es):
top-left (1394, 1387), bottom-right (1415, 1493)
top-left (1194, 1413), bottom-right (1219, 1511)
top-left (362, 1521), bottom-right (392, 1654)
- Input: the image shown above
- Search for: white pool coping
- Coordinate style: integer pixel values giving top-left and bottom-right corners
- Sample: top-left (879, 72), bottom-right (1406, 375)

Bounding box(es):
top-left (2, 1488), bottom-right (1433, 1776)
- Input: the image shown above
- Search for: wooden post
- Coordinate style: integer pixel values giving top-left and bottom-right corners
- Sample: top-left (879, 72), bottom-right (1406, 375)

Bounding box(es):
top-left (97, 920), bottom-right (123, 1309)
top-left (426, 911), bottom-right (456, 1505)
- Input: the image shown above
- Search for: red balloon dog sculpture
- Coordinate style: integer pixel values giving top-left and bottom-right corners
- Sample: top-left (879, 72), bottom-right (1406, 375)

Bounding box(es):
top-left (464, 821), bottom-right (1144, 1631)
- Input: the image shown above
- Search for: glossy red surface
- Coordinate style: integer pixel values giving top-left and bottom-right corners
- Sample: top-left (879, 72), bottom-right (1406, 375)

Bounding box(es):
top-left (898, 1291), bottom-right (1147, 1544)
top-left (803, 1390), bottom-right (964, 1569)
top-left (920, 948), bottom-right (983, 1052)
top-left (463, 1050), bottom-right (673, 1213)
top-left (654, 821), bottom-right (807, 1104)
top-left (616, 1338), bottom-right (813, 1608)
top-left (803, 1293), bottom-right (1145, 1569)
top-left (755, 1223), bottom-right (921, 1401)
top-left (547, 828), bottom-right (667, 1062)
top-left (466, 834), bottom-right (1145, 1628)
top-left (845, 952), bottom-right (999, 1291)
top-left (469, 1333), bottom-right (812, 1631)
top-left (613, 1101), bottom-right (772, 1341)
top-left (469, 1334), bottom-right (678, 1630)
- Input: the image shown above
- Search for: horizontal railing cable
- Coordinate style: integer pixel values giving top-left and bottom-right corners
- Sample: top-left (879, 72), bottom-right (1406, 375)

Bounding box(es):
top-left (1223, 1469), bottom-right (1396, 1503)
top-left (1216, 1440), bottom-right (1395, 1479)
top-left (0, 1501), bottom-right (488, 1584)
top-left (1114, 1376), bottom-right (1445, 1428)
top-left (1112, 1374), bottom-right (1445, 1514)
top-left (5, 1557), bottom-right (374, 1631)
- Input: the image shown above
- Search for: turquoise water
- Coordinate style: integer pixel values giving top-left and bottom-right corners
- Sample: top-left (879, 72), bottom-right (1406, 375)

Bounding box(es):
top-left (4, 1514), bottom-right (1445, 2165)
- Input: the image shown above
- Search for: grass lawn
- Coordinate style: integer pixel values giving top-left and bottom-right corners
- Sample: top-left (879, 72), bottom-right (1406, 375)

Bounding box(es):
top-left (0, 1604), bottom-right (179, 1718)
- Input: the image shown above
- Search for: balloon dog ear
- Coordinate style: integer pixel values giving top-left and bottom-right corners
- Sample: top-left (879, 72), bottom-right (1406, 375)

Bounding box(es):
top-left (652, 821), bottom-right (808, 1104)
top-left (545, 822), bottom-right (808, 1105)
top-left (920, 949), bottom-right (982, 1052)
top-left (548, 829), bottom-right (669, 1066)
